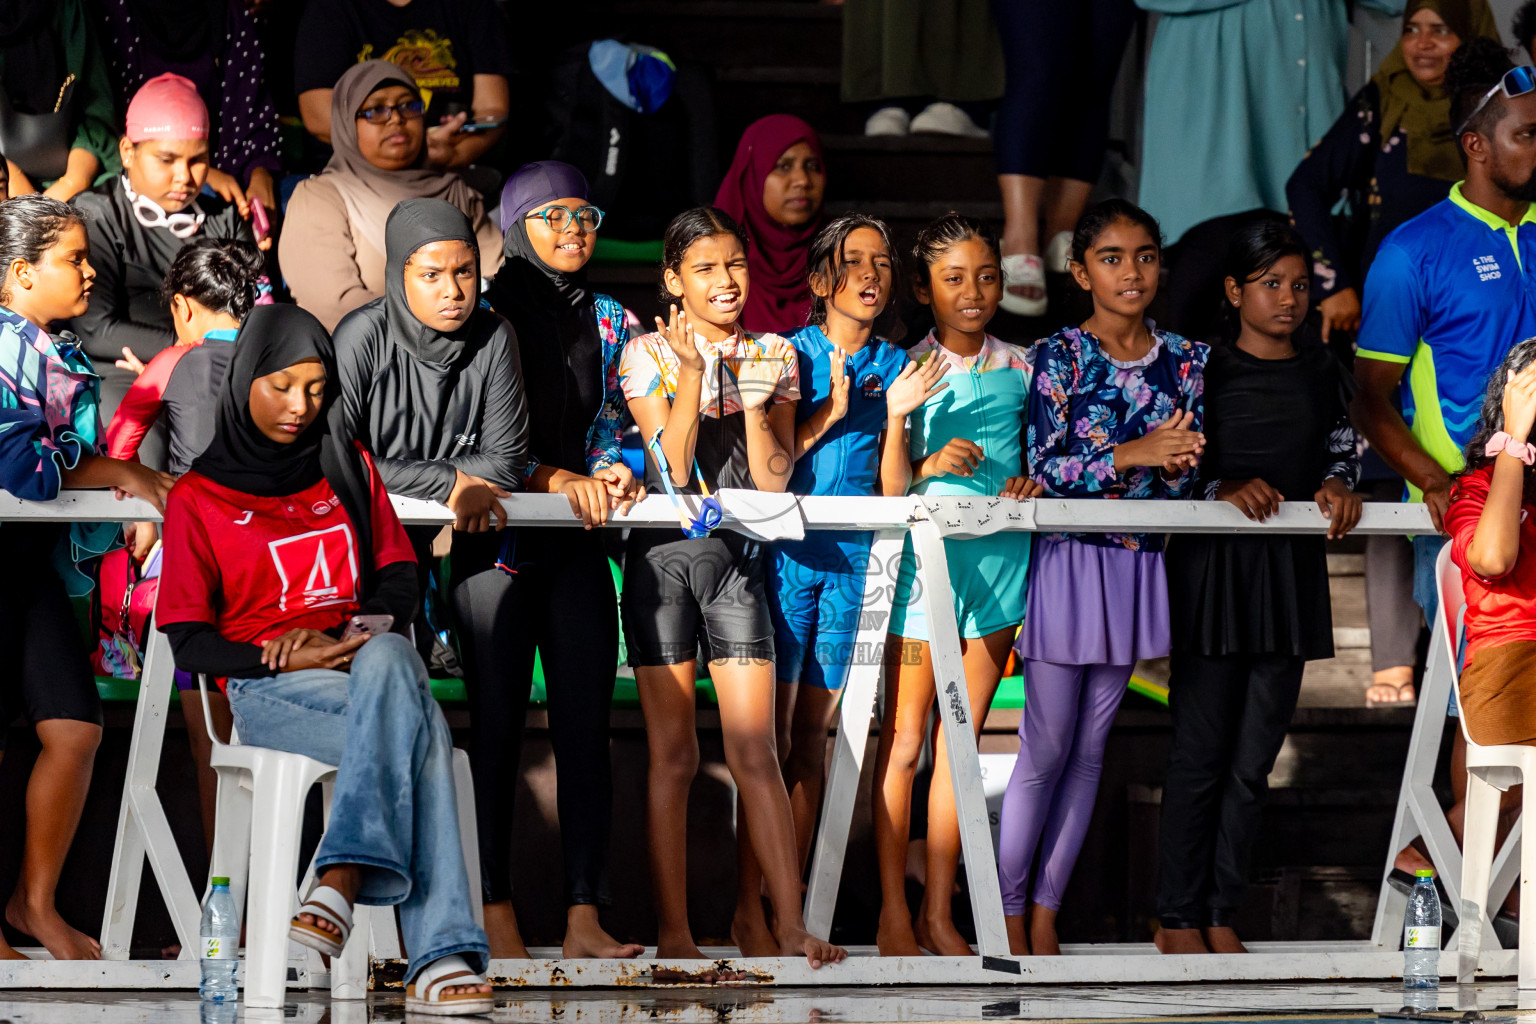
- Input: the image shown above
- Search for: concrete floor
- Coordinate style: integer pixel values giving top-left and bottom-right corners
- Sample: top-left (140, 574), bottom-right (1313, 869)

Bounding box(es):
top-left (0, 980), bottom-right (1533, 1022)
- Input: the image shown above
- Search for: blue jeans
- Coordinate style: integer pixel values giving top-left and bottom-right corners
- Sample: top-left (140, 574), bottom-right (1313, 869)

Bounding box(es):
top-left (226, 632), bottom-right (488, 984)
top-left (1411, 533), bottom-right (1457, 717)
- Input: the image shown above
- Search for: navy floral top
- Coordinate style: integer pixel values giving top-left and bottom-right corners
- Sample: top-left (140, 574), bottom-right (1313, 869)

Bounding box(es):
top-left (1027, 323), bottom-right (1210, 551)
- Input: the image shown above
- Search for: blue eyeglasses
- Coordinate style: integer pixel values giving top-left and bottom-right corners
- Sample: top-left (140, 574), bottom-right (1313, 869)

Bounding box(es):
top-left (647, 429), bottom-right (723, 539)
top-left (1458, 65), bottom-right (1536, 135)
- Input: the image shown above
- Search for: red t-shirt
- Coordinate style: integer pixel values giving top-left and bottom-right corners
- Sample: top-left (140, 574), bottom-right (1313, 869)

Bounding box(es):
top-left (158, 451), bottom-right (415, 644)
top-left (1447, 464), bottom-right (1536, 664)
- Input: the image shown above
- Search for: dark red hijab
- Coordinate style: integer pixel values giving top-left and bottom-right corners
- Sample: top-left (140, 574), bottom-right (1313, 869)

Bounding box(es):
top-left (713, 114), bottom-right (825, 334)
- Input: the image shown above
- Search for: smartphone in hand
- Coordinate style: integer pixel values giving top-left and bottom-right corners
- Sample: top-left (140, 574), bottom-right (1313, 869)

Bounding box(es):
top-left (341, 614), bottom-right (394, 640)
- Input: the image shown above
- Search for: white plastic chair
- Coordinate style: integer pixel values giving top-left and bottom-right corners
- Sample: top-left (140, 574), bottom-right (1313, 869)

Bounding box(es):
top-left (197, 672), bottom-right (482, 1008)
top-left (1442, 544), bottom-right (1534, 986)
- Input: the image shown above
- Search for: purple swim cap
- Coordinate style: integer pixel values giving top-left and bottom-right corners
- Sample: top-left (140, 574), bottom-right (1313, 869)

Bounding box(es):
top-left (500, 161), bottom-right (591, 223)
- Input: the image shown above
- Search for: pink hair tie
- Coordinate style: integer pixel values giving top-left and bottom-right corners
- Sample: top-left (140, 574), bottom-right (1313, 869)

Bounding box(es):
top-left (1486, 430), bottom-right (1536, 466)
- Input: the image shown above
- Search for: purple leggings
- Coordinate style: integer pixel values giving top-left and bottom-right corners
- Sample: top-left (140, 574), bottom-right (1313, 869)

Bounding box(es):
top-left (998, 659), bottom-right (1131, 914)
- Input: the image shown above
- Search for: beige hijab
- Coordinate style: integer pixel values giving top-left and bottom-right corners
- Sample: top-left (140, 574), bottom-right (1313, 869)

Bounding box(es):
top-left (321, 60), bottom-right (482, 259)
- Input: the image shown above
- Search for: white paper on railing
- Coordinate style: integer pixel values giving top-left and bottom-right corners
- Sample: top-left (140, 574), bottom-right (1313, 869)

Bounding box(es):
top-left (915, 495), bottom-right (1037, 538)
top-left (717, 489), bottom-right (806, 542)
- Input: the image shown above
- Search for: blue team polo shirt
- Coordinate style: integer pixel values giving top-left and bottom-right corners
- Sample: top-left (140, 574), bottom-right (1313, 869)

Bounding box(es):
top-left (1358, 182), bottom-right (1536, 498)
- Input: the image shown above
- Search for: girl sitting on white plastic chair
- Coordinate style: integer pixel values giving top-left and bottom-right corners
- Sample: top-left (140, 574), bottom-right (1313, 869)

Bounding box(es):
top-left (156, 304), bottom-right (492, 1015)
top-left (1446, 336), bottom-right (1536, 747)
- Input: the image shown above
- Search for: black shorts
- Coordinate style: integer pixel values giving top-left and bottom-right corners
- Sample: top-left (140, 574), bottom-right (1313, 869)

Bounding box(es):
top-left (0, 526), bottom-right (103, 750)
top-left (621, 529), bottom-right (775, 668)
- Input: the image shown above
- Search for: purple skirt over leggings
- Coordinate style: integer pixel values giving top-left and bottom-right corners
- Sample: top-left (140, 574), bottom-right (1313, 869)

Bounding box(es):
top-left (999, 537), bottom-right (1170, 913)
top-left (1014, 537), bottom-right (1170, 664)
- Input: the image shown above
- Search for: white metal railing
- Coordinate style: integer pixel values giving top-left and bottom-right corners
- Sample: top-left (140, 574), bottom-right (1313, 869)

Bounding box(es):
top-left (0, 491), bottom-right (1480, 988)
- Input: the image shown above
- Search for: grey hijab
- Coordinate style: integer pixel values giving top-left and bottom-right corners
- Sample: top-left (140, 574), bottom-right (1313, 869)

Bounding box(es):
top-left (384, 197), bottom-right (480, 365)
top-left (320, 60), bottom-right (480, 261)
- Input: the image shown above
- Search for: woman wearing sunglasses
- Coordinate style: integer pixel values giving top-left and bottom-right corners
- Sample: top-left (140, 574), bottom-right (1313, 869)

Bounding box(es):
top-left (467, 161), bottom-right (644, 960)
top-left (283, 60), bottom-right (502, 332)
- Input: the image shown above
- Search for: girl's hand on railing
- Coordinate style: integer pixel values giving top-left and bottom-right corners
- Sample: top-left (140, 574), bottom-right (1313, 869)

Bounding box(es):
top-left (559, 475), bottom-right (614, 529)
top-left (593, 463), bottom-right (645, 515)
top-left (1315, 477), bottom-right (1363, 540)
top-left (1217, 478), bottom-right (1283, 522)
top-left (999, 477), bottom-right (1042, 500)
top-left (111, 462), bottom-right (176, 514)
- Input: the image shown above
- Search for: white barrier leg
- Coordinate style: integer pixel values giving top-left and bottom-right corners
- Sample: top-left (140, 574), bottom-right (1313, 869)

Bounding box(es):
top-left (908, 519), bottom-right (1010, 959)
top-left (101, 625), bottom-right (202, 958)
top-left (804, 530), bottom-right (904, 938)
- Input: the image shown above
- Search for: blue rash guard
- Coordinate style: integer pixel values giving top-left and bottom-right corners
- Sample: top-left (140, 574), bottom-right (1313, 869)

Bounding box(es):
top-left (770, 325), bottom-right (908, 689)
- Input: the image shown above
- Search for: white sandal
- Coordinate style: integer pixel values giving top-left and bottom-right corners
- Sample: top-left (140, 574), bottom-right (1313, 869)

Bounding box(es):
top-left (1000, 252), bottom-right (1048, 317)
top-left (405, 953), bottom-right (496, 1017)
top-left (288, 884), bottom-right (352, 958)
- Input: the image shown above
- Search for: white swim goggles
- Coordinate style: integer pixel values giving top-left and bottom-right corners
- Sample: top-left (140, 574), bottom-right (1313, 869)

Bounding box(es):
top-left (120, 176), bottom-right (206, 239)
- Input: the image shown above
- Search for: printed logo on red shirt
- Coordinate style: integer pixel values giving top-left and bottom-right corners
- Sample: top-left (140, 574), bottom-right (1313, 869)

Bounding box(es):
top-left (268, 524), bottom-right (360, 612)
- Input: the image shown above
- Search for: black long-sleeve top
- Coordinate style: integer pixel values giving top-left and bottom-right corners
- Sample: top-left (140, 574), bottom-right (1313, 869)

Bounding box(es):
top-left (1286, 80), bottom-right (1455, 302)
top-left (333, 301), bottom-right (529, 501)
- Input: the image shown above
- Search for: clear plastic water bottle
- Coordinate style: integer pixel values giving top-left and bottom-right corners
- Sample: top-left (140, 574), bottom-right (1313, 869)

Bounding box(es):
top-left (199, 877), bottom-right (239, 1002)
top-left (1403, 867), bottom-right (1442, 989)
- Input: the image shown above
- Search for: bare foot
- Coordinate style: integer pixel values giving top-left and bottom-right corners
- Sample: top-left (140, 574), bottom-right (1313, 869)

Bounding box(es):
top-left (1154, 927), bottom-right (1209, 954)
top-left (875, 909), bottom-right (922, 956)
top-left (655, 930), bottom-right (707, 959)
top-left (562, 906), bottom-right (643, 959)
top-left (778, 926), bottom-right (846, 968)
top-left (1203, 926), bottom-right (1247, 954)
top-left (6, 894), bottom-right (100, 960)
top-left (483, 900), bottom-right (530, 960)
top-left (1005, 914), bottom-right (1029, 956)
top-left (0, 936), bottom-right (27, 961)
top-left (1026, 903), bottom-right (1060, 956)
top-left (913, 914), bottom-right (976, 957)
top-left (1368, 667), bottom-right (1415, 706)
top-left (730, 906), bottom-right (778, 958)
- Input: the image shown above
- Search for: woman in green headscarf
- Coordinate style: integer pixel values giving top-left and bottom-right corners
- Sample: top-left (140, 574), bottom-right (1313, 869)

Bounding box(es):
top-left (1287, 0), bottom-right (1500, 344)
top-left (1286, 0), bottom-right (1499, 712)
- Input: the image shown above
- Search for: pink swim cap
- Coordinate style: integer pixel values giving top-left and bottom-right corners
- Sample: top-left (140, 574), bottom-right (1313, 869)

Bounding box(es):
top-left (125, 73), bottom-right (209, 142)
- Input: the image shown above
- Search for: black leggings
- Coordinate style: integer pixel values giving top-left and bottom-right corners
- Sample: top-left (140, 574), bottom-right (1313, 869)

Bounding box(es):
top-left (0, 525), bottom-right (101, 751)
top-left (1156, 651), bottom-right (1304, 929)
top-left (438, 527), bottom-right (619, 908)
top-left (989, 0), bottom-right (1137, 180)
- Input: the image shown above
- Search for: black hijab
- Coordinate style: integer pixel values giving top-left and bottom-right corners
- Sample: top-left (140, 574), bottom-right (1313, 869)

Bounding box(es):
top-left (384, 197), bottom-right (479, 366)
top-left (192, 305), bottom-right (377, 579)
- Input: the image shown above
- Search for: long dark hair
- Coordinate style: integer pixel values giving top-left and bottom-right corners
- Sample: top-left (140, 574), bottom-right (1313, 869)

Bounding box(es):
top-left (806, 213), bottom-right (898, 326)
top-left (0, 195), bottom-right (85, 306)
top-left (1460, 336), bottom-right (1536, 500)
top-left (658, 205), bottom-right (750, 306)
top-left (1221, 218), bottom-right (1310, 338)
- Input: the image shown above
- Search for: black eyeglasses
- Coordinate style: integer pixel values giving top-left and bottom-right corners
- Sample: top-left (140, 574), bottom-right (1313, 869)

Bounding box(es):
top-left (1458, 66), bottom-right (1536, 135)
top-left (356, 99), bottom-right (426, 125)
top-left (525, 204), bottom-right (605, 233)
